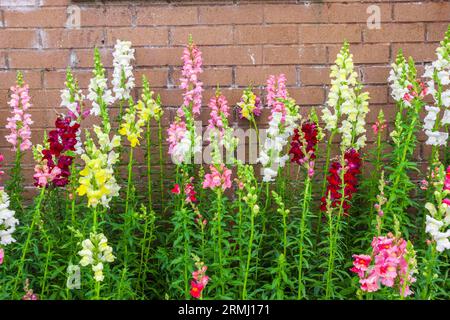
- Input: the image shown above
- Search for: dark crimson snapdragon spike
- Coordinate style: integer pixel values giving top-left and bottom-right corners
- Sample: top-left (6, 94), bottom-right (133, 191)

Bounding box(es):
top-left (320, 148), bottom-right (362, 215)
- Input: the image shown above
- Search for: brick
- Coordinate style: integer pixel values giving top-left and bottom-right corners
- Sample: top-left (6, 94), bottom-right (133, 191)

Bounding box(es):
top-left (199, 5), bottom-right (263, 24)
top-left (361, 66), bottom-right (390, 84)
top-left (290, 87), bottom-right (325, 105)
top-left (81, 6), bottom-right (132, 27)
top-left (264, 4), bottom-right (328, 24)
top-left (135, 47), bottom-right (183, 67)
top-left (28, 89), bottom-right (62, 112)
top-left (134, 68), bottom-right (169, 88)
top-left (136, 6), bottom-right (198, 26)
top-left (9, 50), bottom-right (70, 69)
top-left (364, 24), bottom-right (425, 43)
top-left (299, 66), bottom-right (330, 85)
top-left (0, 71), bottom-right (41, 89)
top-left (391, 43), bottom-right (438, 63)
top-left (365, 86), bottom-right (388, 104)
top-left (299, 24), bottom-right (361, 44)
top-left (235, 66), bottom-right (296, 86)
top-left (39, 0), bottom-right (71, 5)
top-left (263, 46), bottom-right (326, 65)
top-left (172, 26), bottom-right (233, 45)
top-left (264, 3), bottom-right (391, 24)
top-left (394, 2), bottom-right (450, 22)
top-left (328, 44), bottom-right (390, 64)
top-left (427, 23), bottom-right (450, 42)
top-left (4, 8), bottom-right (67, 28)
top-left (43, 70), bottom-right (92, 89)
top-left (72, 49), bottom-right (113, 68)
top-left (107, 27), bottom-right (168, 47)
top-left (327, 3), bottom-right (392, 23)
top-left (202, 46), bottom-right (262, 66)
top-left (42, 29), bottom-right (105, 49)
top-left (0, 52), bottom-right (6, 69)
top-left (0, 29), bottom-right (38, 49)
top-left (173, 67), bottom-right (232, 87)
top-left (235, 25), bottom-right (298, 45)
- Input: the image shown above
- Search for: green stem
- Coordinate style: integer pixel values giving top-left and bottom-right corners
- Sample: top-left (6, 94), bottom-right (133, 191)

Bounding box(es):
top-left (146, 121), bottom-right (153, 212)
top-left (242, 208), bottom-right (255, 300)
top-left (216, 189), bottom-right (225, 296)
top-left (297, 174), bottom-right (311, 300)
top-left (158, 119), bottom-right (164, 209)
top-left (13, 187), bottom-right (46, 295)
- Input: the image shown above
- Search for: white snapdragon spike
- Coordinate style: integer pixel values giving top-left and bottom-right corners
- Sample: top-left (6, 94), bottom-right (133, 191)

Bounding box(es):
top-left (422, 27), bottom-right (450, 146)
top-left (321, 43), bottom-right (369, 151)
top-left (321, 42), bottom-right (358, 132)
top-left (78, 232), bottom-right (115, 282)
top-left (388, 58), bottom-right (411, 104)
top-left (112, 40), bottom-right (135, 102)
top-left (87, 75), bottom-right (114, 116)
top-left (259, 99), bottom-right (300, 182)
top-left (60, 87), bottom-right (85, 120)
top-left (425, 200), bottom-right (450, 252)
top-left (0, 190), bottom-right (19, 246)
top-left (172, 131), bottom-right (202, 165)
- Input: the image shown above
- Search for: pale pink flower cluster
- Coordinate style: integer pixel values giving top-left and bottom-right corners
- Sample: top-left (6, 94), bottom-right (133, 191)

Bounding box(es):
top-left (167, 121), bottom-right (189, 164)
top-left (351, 234), bottom-right (417, 297)
top-left (266, 74), bottom-right (288, 122)
top-left (5, 84), bottom-right (33, 151)
top-left (33, 160), bottom-right (62, 188)
top-left (207, 93), bottom-right (229, 135)
top-left (179, 42), bottom-right (203, 117)
top-left (202, 164), bottom-right (232, 191)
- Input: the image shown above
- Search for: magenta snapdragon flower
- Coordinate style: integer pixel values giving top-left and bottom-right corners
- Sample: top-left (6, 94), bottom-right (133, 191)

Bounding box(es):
top-left (5, 79), bottom-right (33, 152)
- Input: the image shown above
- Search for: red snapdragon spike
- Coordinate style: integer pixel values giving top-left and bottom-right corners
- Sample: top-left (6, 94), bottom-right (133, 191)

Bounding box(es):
top-left (289, 121), bottom-right (319, 165)
top-left (320, 148), bottom-right (362, 216)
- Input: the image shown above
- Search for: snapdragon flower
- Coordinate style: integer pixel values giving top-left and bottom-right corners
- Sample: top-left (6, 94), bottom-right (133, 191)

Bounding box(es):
top-left (167, 37), bottom-right (203, 165)
top-left (119, 103), bottom-right (145, 148)
top-left (0, 190), bottom-right (19, 247)
top-left (112, 40), bottom-right (135, 102)
top-left (321, 42), bottom-right (369, 150)
top-left (87, 49), bottom-right (114, 120)
top-left (179, 36), bottom-right (203, 117)
top-left (236, 87), bottom-right (262, 120)
top-left (167, 120), bottom-right (201, 165)
top-left (424, 165), bottom-right (450, 252)
top-left (77, 125), bottom-right (121, 208)
top-left (78, 232), bottom-right (115, 282)
top-left (138, 76), bottom-right (163, 122)
top-left (422, 26), bottom-right (450, 146)
top-left (259, 75), bottom-right (300, 182)
top-left (5, 72), bottom-right (33, 152)
top-left (351, 234), bottom-right (417, 297)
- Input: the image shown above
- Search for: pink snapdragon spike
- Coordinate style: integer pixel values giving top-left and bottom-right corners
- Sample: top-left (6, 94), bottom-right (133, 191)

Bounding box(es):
top-left (179, 36), bottom-right (203, 117)
top-left (202, 164), bottom-right (232, 191)
top-left (166, 120), bottom-right (188, 162)
top-left (0, 248), bottom-right (4, 265)
top-left (5, 72), bottom-right (33, 152)
top-left (33, 160), bottom-right (62, 188)
top-left (444, 166), bottom-right (450, 191)
top-left (351, 234), bottom-right (417, 297)
top-left (266, 74), bottom-right (288, 122)
top-left (208, 91), bottom-right (230, 136)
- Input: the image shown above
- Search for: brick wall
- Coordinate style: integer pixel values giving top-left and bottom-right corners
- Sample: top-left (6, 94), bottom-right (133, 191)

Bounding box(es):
top-left (0, 0), bottom-right (449, 188)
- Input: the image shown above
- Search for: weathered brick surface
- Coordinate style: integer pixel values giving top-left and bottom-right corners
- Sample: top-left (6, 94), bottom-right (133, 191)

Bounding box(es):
top-left (0, 1), bottom-right (448, 186)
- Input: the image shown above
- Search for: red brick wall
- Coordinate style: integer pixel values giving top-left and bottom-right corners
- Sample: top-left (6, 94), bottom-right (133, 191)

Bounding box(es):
top-left (0, 0), bottom-right (449, 188)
